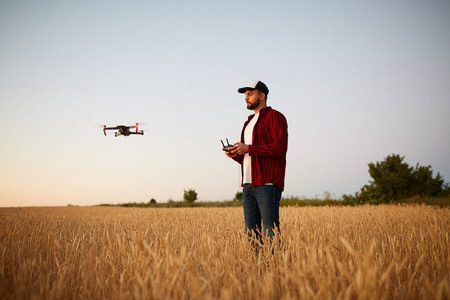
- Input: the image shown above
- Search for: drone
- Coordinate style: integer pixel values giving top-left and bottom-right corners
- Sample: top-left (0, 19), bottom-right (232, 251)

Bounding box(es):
top-left (103, 123), bottom-right (144, 137)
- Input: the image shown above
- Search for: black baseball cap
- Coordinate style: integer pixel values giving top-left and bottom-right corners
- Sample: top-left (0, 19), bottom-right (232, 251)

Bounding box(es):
top-left (238, 80), bottom-right (269, 95)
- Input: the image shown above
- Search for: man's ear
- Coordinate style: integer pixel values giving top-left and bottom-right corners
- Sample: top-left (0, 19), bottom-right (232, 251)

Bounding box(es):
top-left (260, 92), bottom-right (266, 102)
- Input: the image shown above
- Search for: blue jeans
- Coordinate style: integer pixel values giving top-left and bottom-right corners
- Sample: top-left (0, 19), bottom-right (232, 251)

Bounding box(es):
top-left (242, 184), bottom-right (282, 242)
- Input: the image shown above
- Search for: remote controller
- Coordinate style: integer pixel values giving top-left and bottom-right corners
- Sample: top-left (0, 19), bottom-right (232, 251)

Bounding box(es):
top-left (221, 138), bottom-right (235, 152)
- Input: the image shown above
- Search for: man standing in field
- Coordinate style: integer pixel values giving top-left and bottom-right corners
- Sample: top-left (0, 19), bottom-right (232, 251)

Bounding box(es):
top-left (224, 80), bottom-right (288, 246)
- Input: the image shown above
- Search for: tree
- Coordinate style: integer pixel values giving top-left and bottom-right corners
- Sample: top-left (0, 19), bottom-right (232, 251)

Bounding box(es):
top-left (349, 154), bottom-right (449, 204)
top-left (368, 154), bottom-right (413, 201)
top-left (411, 164), bottom-right (446, 197)
top-left (183, 189), bottom-right (198, 203)
top-left (234, 191), bottom-right (243, 202)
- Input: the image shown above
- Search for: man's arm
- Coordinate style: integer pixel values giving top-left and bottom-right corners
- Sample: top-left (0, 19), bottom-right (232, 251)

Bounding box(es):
top-left (248, 112), bottom-right (288, 157)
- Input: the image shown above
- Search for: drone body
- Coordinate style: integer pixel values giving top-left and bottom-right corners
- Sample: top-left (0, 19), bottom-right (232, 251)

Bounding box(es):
top-left (103, 123), bottom-right (144, 137)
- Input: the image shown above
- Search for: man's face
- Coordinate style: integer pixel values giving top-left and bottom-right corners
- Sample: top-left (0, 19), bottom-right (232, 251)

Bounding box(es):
top-left (245, 90), bottom-right (263, 110)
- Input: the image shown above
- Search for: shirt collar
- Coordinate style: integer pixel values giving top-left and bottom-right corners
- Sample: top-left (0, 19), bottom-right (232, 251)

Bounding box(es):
top-left (248, 106), bottom-right (271, 120)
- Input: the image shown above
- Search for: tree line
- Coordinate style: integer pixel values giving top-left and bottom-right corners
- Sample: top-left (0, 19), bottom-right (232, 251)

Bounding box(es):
top-left (97, 154), bottom-right (449, 208)
top-left (343, 154), bottom-right (449, 205)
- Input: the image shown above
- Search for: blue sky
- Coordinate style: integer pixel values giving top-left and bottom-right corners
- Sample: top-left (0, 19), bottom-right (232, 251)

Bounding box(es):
top-left (1, 0), bottom-right (449, 206)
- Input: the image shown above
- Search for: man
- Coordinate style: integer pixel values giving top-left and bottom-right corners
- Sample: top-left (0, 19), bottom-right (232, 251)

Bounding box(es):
top-left (224, 80), bottom-right (288, 245)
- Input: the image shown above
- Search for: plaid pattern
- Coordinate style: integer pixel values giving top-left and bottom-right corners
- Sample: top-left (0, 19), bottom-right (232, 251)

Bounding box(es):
top-left (233, 107), bottom-right (288, 190)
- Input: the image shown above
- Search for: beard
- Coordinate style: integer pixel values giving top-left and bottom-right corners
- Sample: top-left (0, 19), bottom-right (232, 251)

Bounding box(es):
top-left (246, 98), bottom-right (260, 110)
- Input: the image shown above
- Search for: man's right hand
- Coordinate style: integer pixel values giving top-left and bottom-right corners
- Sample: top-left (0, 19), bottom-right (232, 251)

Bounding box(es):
top-left (231, 142), bottom-right (249, 156)
top-left (224, 146), bottom-right (238, 158)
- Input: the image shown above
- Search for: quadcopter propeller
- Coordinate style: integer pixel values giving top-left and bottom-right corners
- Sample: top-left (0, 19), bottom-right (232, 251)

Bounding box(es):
top-left (132, 122), bottom-right (146, 132)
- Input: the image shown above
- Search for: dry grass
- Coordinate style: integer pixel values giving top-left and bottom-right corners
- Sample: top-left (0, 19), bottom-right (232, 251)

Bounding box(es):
top-left (0, 205), bottom-right (449, 299)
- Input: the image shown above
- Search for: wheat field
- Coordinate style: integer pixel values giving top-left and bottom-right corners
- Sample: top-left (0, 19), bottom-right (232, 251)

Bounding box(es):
top-left (0, 205), bottom-right (449, 299)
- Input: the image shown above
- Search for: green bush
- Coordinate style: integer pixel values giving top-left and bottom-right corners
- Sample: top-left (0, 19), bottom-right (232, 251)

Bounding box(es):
top-left (345, 154), bottom-right (450, 204)
top-left (183, 189), bottom-right (198, 203)
top-left (234, 191), bottom-right (243, 202)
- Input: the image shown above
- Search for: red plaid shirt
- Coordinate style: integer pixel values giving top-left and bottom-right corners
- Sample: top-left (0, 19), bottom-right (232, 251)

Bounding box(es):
top-left (233, 107), bottom-right (288, 190)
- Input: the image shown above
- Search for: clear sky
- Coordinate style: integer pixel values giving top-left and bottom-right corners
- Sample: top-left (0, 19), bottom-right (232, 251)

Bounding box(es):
top-left (1, 0), bottom-right (449, 207)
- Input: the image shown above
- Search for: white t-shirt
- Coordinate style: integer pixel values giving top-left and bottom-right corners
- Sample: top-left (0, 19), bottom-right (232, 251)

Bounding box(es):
top-left (243, 113), bottom-right (259, 184)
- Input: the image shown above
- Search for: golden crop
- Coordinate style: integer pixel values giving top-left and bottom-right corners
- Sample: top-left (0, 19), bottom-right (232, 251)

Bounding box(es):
top-left (0, 205), bottom-right (449, 299)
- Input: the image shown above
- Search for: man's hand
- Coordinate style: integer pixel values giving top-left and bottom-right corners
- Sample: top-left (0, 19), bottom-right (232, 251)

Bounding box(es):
top-left (223, 142), bottom-right (249, 157)
top-left (229, 142), bottom-right (249, 156)
top-left (224, 146), bottom-right (237, 158)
